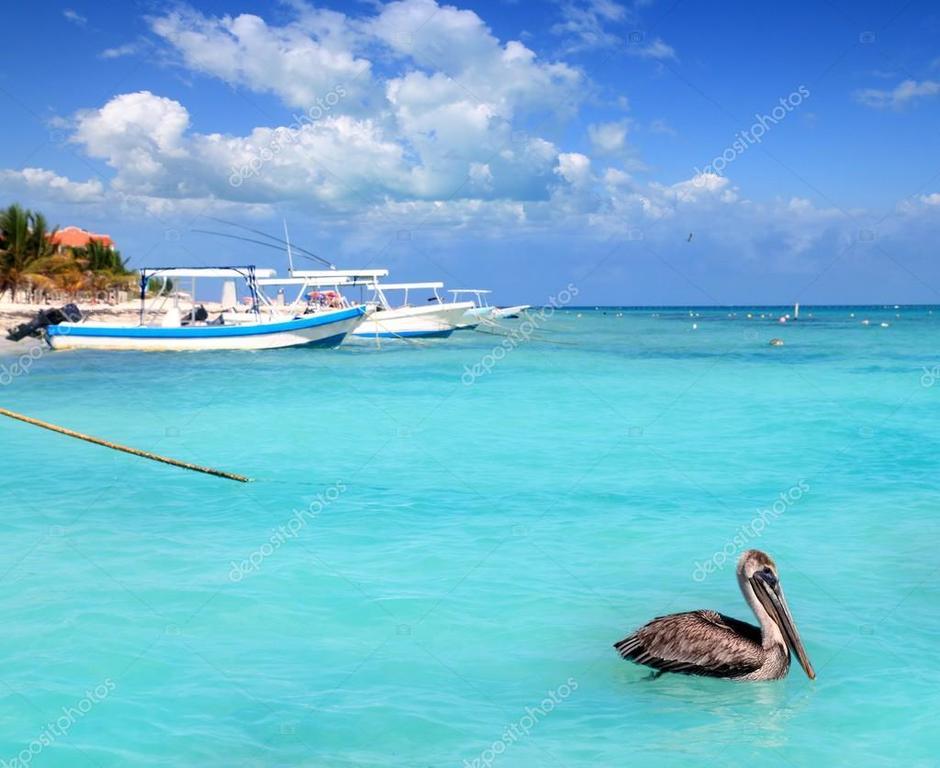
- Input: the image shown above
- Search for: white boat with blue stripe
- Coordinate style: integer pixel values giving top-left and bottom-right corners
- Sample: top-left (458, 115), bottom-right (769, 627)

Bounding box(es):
top-left (285, 271), bottom-right (475, 341)
top-left (45, 267), bottom-right (368, 351)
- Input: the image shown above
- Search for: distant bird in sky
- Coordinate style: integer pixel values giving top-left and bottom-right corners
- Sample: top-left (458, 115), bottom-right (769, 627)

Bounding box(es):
top-left (614, 549), bottom-right (815, 681)
top-left (687, 232), bottom-right (693, 242)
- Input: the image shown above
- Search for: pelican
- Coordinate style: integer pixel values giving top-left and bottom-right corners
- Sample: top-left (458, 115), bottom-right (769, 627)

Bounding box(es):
top-left (614, 550), bottom-right (815, 681)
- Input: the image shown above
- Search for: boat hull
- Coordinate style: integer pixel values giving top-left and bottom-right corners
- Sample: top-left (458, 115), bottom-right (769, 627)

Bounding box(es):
top-left (351, 302), bottom-right (474, 339)
top-left (491, 305), bottom-right (531, 320)
top-left (46, 307), bottom-right (366, 351)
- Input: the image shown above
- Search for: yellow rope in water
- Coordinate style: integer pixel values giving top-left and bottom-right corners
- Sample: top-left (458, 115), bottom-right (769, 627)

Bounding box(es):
top-left (0, 407), bottom-right (251, 483)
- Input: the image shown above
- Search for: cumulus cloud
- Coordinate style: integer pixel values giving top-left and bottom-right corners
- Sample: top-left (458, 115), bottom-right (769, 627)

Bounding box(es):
top-left (64, 90), bottom-right (570, 208)
top-left (551, 0), bottom-right (630, 52)
top-left (855, 79), bottom-right (940, 109)
top-left (0, 168), bottom-right (104, 204)
top-left (150, 8), bottom-right (374, 110)
top-left (588, 120), bottom-right (629, 153)
top-left (138, 1), bottom-right (586, 204)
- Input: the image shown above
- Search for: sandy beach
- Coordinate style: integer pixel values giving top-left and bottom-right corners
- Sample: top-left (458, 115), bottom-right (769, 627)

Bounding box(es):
top-left (0, 300), bottom-right (228, 329)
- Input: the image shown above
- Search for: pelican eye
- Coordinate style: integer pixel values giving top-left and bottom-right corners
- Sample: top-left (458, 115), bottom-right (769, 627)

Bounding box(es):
top-left (759, 568), bottom-right (778, 587)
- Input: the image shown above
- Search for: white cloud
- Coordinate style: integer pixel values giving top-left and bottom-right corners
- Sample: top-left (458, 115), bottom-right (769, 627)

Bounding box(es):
top-left (551, 0), bottom-right (630, 52)
top-left (65, 90), bottom-right (570, 208)
top-left (142, 1), bottom-right (583, 205)
top-left (0, 168), bottom-right (104, 203)
top-left (920, 193), bottom-right (940, 206)
top-left (555, 152), bottom-right (592, 186)
top-left (648, 118), bottom-right (676, 136)
top-left (149, 8), bottom-right (374, 110)
top-left (72, 91), bottom-right (190, 194)
top-left (627, 37), bottom-right (676, 61)
top-left (855, 79), bottom-right (940, 109)
top-left (588, 120), bottom-right (629, 153)
top-left (100, 42), bottom-right (141, 59)
top-left (63, 9), bottom-right (87, 27)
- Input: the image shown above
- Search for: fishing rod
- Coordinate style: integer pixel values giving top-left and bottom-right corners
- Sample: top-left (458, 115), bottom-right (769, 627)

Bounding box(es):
top-left (206, 216), bottom-right (334, 268)
top-left (190, 230), bottom-right (330, 266)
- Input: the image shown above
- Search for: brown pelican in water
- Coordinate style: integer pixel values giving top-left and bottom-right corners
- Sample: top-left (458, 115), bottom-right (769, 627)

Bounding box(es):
top-left (614, 550), bottom-right (815, 681)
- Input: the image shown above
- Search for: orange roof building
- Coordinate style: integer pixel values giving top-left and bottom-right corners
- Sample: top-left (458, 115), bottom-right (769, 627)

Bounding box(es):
top-left (49, 225), bottom-right (114, 251)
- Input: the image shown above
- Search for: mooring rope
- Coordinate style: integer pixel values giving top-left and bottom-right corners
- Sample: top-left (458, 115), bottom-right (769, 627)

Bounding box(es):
top-left (473, 316), bottom-right (579, 346)
top-left (0, 407), bottom-right (250, 483)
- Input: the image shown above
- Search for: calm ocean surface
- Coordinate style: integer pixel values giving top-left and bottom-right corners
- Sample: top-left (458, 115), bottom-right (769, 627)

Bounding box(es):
top-left (1, 306), bottom-right (938, 767)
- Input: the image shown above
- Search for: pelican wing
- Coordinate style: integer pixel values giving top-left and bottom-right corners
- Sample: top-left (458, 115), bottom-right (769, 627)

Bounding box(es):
top-left (614, 610), bottom-right (764, 678)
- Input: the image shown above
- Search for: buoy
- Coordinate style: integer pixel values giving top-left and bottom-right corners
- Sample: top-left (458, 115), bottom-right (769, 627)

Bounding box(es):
top-left (880, 322), bottom-right (890, 328)
top-left (861, 319), bottom-right (870, 326)
top-left (692, 323), bottom-right (698, 330)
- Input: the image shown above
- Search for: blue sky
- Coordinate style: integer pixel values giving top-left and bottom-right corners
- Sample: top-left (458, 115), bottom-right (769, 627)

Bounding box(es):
top-left (1, 0), bottom-right (939, 304)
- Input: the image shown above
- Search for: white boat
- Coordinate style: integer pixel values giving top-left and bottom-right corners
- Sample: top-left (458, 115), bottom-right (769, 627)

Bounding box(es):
top-left (289, 271), bottom-right (474, 340)
top-left (45, 267), bottom-right (368, 351)
top-left (353, 283), bottom-right (474, 339)
top-left (448, 290), bottom-right (529, 327)
top-left (491, 304), bottom-right (531, 319)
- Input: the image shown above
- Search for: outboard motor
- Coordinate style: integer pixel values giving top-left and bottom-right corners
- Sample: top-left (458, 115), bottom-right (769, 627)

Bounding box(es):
top-left (6, 303), bottom-right (82, 342)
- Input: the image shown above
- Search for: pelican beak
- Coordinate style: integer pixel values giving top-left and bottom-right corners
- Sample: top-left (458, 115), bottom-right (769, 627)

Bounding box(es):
top-left (751, 572), bottom-right (816, 680)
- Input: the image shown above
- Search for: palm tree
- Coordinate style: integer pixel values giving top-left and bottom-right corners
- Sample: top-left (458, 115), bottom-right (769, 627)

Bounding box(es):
top-left (2, 204), bottom-right (139, 303)
top-left (0, 204), bottom-right (57, 301)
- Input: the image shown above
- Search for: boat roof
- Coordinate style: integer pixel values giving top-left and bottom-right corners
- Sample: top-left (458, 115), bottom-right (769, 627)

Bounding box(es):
top-left (375, 282), bottom-right (444, 290)
top-left (257, 276), bottom-right (353, 287)
top-left (449, 289), bottom-right (491, 294)
top-left (141, 267), bottom-right (277, 279)
top-left (291, 268), bottom-right (388, 279)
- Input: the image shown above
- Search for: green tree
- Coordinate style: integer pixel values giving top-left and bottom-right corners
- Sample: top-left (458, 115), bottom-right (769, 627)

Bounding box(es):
top-left (0, 204), bottom-right (57, 300)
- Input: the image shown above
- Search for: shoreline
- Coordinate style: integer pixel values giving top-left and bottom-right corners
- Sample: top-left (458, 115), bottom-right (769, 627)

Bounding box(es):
top-left (0, 300), bottom-right (228, 328)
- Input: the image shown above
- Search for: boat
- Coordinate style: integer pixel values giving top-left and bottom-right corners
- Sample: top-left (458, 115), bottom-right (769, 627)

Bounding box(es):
top-left (44, 267), bottom-right (368, 351)
top-left (448, 289), bottom-right (530, 326)
top-left (289, 271), bottom-right (474, 340)
top-left (353, 282), bottom-right (474, 339)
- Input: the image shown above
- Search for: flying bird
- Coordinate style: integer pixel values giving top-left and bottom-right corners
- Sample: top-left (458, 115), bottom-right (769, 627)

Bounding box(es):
top-left (614, 549), bottom-right (815, 681)
top-left (687, 232), bottom-right (693, 242)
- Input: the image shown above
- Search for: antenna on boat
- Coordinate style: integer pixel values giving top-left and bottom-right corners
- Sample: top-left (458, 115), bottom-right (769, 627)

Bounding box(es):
top-left (203, 216), bottom-right (335, 268)
top-left (283, 219), bottom-right (295, 276)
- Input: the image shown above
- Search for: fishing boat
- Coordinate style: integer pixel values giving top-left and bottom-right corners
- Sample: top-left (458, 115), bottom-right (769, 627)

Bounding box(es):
top-left (289, 271), bottom-right (474, 340)
top-left (449, 289), bottom-right (530, 326)
top-left (44, 267), bottom-right (368, 351)
top-left (352, 282), bottom-right (474, 339)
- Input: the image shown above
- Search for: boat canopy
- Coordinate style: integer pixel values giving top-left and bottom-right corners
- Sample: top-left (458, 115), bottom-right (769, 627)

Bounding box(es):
top-left (140, 267), bottom-right (277, 279)
top-left (291, 269), bottom-right (388, 279)
top-left (257, 276), bottom-right (354, 287)
top-left (374, 282), bottom-right (444, 290)
top-left (449, 289), bottom-right (491, 294)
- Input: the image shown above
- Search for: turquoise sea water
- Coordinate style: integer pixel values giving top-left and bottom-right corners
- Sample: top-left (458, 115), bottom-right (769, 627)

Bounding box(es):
top-left (1, 306), bottom-right (939, 767)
